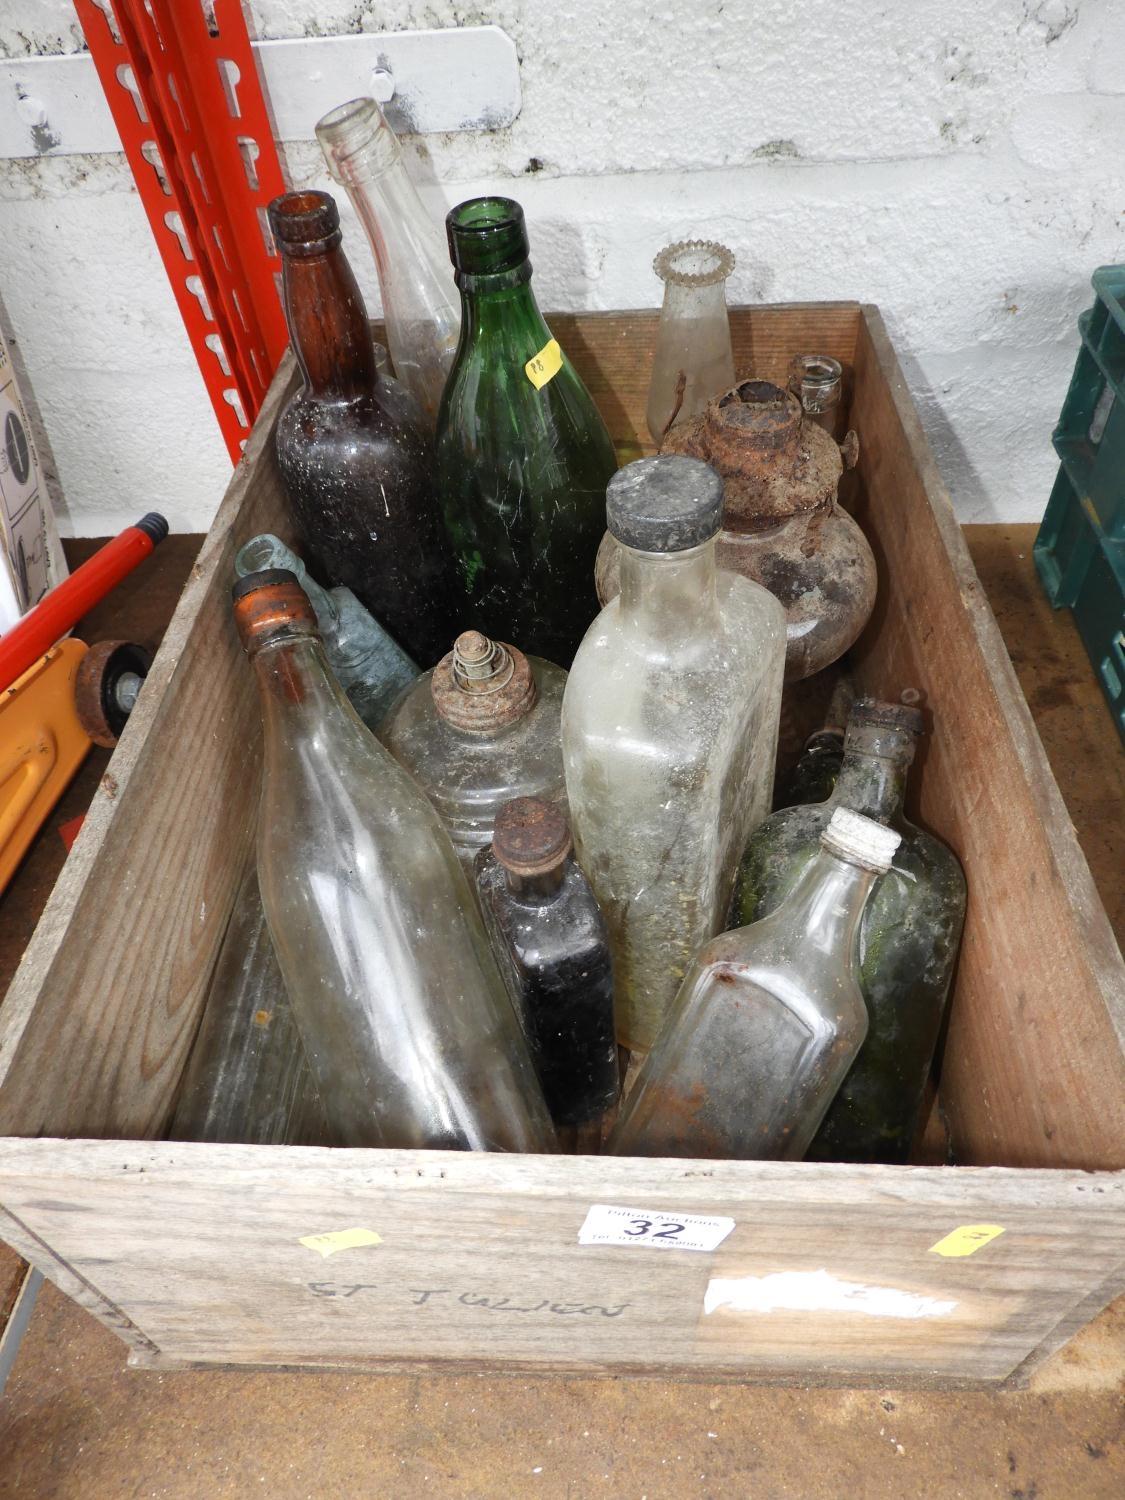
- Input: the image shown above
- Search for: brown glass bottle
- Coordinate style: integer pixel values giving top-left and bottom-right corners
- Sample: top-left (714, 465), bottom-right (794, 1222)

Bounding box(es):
top-left (269, 190), bottom-right (458, 666)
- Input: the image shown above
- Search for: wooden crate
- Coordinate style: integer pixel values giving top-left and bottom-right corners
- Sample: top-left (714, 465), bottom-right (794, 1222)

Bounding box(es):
top-left (0, 305), bottom-right (1121, 1388)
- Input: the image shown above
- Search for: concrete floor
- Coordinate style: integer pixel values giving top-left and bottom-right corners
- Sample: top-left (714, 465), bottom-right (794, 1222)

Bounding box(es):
top-left (0, 525), bottom-right (1121, 1498)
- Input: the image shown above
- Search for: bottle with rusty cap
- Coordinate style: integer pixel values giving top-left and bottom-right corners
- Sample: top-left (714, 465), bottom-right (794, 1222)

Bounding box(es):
top-left (315, 97), bottom-right (460, 429)
top-left (733, 697), bottom-right (967, 1163)
top-left (234, 568), bottom-right (554, 1153)
top-left (474, 797), bottom-right (618, 1136)
top-left (610, 808), bottom-right (901, 1162)
top-left (595, 379), bottom-right (874, 680)
top-left (435, 196), bottom-right (618, 665)
top-left (269, 189), bottom-right (458, 667)
top-left (563, 454), bottom-right (787, 1054)
top-left (381, 628), bottom-right (567, 871)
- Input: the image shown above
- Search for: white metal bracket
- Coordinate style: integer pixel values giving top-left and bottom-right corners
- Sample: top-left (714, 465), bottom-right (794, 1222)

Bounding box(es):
top-left (0, 26), bottom-right (521, 159)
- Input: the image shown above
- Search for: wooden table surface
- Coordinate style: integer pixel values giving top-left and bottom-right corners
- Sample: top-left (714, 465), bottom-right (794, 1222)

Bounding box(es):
top-left (0, 524), bottom-right (1121, 1499)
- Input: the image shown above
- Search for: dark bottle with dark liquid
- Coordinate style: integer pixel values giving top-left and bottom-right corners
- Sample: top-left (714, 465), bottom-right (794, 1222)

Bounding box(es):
top-left (269, 189), bottom-right (458, 666)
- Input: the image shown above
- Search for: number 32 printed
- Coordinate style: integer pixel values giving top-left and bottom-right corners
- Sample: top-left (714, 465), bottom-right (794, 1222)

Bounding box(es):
top-left (623, 1218), bottom-right (685, 1240)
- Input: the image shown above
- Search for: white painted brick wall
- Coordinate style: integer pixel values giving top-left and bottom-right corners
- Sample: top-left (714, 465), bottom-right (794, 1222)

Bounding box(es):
top-left (0, 0), bottom-right (1121, 534)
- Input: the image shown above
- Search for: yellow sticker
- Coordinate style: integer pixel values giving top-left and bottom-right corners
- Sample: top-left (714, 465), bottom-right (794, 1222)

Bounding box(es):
top-left (298, 1227), bottom-right (383, 1259)
top-left (525, 338), bottom-right (563, 390)
top-left (929, 1224), bottom-right (1005, 1258)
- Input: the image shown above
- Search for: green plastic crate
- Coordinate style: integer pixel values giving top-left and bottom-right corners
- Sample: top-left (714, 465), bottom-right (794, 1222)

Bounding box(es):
top-left (1034, 265), bottom-right (1125, 742)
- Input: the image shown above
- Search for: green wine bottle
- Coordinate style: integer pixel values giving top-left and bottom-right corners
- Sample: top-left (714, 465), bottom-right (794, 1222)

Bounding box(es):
top-left (435, 197), bottom-right (618, 665)
top-left (732, 698), bottom-right (967, 1164)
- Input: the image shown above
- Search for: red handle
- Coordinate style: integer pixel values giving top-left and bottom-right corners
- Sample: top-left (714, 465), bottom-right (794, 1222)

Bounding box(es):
top-left (0, 514), bottom-right (168, 694)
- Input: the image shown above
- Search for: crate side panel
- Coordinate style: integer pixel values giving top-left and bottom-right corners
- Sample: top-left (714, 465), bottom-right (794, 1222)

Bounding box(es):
top-left (0, 364), bottom-right (296, 1141)
top-left (848, 308), bottom-right (1125, 1169)
top-left (0, 1142), bottom-right (1121, 1383)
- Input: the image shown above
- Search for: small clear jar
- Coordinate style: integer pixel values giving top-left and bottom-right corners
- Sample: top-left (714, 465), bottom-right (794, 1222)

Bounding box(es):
top-left (381, 630), bottom-right (568, 872)
top-left (646, 240), bottom-right (736, 445)
top-left (788, 354), bottom-right (844, 437)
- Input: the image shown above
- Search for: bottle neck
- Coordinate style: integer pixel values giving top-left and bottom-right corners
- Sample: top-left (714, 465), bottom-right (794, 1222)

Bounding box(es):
top-left (828, 722), bottom-right (915, 821)
top-left (280, 245), bottom-right (375, 400)
top-left (503, 862), bottom-right (566, 902)
top-left (456, 263), bottom-right (548, 345)
top-left (617, 540), bottom-right (719, 636)
top-left (660, 277), bottom-right (729, 320)
top-left (776, 846), bottom-right (879, 963)
top-left (250, 630), bottom-right (355, 734)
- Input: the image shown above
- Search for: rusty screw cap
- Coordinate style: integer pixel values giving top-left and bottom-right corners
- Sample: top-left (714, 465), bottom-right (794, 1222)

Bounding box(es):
top-left (492, 797), bottom-right (572, 878)
top-left (848, 696), bottom-right (924, 736)
top-left (268, 190), bottom-right (342, 257)
top-left (606, 454), bottom-right (723, 552)
top-left (232, 569), bottom-right (318, 652)
top-left (431, 630), bottom-right (537, 732)
top-left (711, 380), bottom-right (803, 453)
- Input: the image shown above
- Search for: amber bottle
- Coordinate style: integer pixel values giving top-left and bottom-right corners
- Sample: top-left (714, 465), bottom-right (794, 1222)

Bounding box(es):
top-left (269, 190), bottom-right (458, 666)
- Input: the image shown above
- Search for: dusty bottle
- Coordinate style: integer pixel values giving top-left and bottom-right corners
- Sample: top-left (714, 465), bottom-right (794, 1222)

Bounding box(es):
top-left (610, 808), bottom-right (901, 1161)
top-left (788, 354), bottom-right (844, 438)
top-left (169, 861), bottom-right (328, 1145)
top-left (435, 196), bottom-right (618, 665)
top-left (596, 380), bottom-right (874, 680)
top-left (646, 239), bottom-right (736, 445)
top-left (316, 97), bottom-right (460, 428)
top-left (474, 798), bottom-right (618, 1135)
top-left (235, 534), bottom-right (416, 729)
top-left (733, 698), bottom-right (968, 1163)
top-left (269, 189), bottom-right (458, 666)
top-left (562, 455), bottom-right (787, 1053)
top-left (235, 568), bottom-right (554, 1152)
top-left (381, 629), bottom-right (567, 871)
top-left (778, 677), bottom-right (855, 809)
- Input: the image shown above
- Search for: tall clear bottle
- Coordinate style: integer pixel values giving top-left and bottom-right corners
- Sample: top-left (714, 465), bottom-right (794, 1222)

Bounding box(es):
top-left (646, 239), bottom-right (736, 445)
top-left (269, 190), bottom-right (458, 666)
top-left (562, 455), bottom-right (787, 1053)
top-left (610, 809), bottom-right (901, 1161)
top-left (734, 698), bottom-right (967, 1163)
top-left (234, 568), bottom-right (553, 1153)
top-left (316, 97), bottom-right (460, 428)
top-left (435, 197), bottom-right (619, 665)
top-left (235, 533), bottom-right (417, 730)
top-left (381, 628), bottom-right (566, 872)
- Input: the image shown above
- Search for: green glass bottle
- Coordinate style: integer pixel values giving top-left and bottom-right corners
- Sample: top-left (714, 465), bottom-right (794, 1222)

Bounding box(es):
top-left (435, 197), bottom-right (618, 665)
top-left (732, 698), bottom-right (967, 1163)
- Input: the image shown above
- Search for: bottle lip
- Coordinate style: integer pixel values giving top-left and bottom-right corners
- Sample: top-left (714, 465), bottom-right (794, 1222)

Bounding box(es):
top-left (606, 454), bottom-right (723, 553)
top-left (268, 191), bottom-right (342, 257)
top-left (820, 806), bottom-right (901, 872)
top-left (232, 570), bottom-right (318, 652)
top-left (492, 796), bottom-right (572, 878)
top-left (446, 196), bottom-right (530, 276)
top-left (652, 239), bottom-right (735, 288)
top-left (315, 96), bottom-right (399, 180)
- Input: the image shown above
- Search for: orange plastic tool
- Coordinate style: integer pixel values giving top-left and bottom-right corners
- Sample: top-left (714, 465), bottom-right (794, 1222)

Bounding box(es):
top-left (0, 641), bottom-right (91, 893)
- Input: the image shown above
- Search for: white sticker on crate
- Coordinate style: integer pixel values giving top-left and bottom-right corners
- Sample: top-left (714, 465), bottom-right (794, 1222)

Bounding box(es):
top-left (703, 1270), bottom-right (957, 1320)
top-left (577, 1203), bottom-right (735, 1252)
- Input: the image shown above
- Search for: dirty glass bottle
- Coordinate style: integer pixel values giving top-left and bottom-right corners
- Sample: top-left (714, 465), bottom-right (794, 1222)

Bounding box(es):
top-left (234, 568), bottom-right (554, 1152)
top-left (381, 628), bottom-right (567, 872)
top-left (435, 196), bottom-right (618, 665)
top-left (169, 860), bottom-right (328, 1146)
top-left (733, 698), bottom-right (968, 1163)
top-left (269, 190), bottom-right (457, 666)
top-left (562, 455), bottom-right (787, 1053)
top-left (610, 808), bottom-right (901, 1161)
top-left (316, 97), bottom-right (460, 429)
top-left (778, 678), bottom-right (855, 809)
top-left (646, 239), bottom-right (736, 445)
top-left (235, 533), bottom-right (417, 729)
top-left (474, 798), bottom-right (618, 1136)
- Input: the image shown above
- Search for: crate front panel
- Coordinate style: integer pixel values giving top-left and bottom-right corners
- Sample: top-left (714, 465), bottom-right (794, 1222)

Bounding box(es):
top-left (1, 1143), bottom-right (1122, 1381)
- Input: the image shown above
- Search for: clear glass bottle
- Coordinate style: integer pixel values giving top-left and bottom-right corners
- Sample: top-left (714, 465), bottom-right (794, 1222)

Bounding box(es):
top-left (169, 861), bottom-right (328, 1145)
top-left (734, 699), bottom-right (967, 1163)
top-left (788, 354), bottom-right (844, 438)
top-left (235, 568), bottom-right (554, 1153)
top-left (562, 455), bottom-right (787, 1054)
top-left (235, 533), bottom-right (416, 730)
top-left (474, 798), bottom-right (618, 1136)
top-left (382, 629), bottom-right (567, 872)
top-left (269, 189), bottom-right (458, 667)
top-left (646, 240), bottom-right (736, 446)
top-left (610, 808), bottom-right (901, 1161)
top-left (316, 97), bottom-right (460, 429)
top-left (435, 197), bottom-right (619, 666)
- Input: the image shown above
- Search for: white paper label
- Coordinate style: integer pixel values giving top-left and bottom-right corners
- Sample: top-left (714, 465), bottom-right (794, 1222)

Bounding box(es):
top-left (578, 1203), bottom-right (735, 1253)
